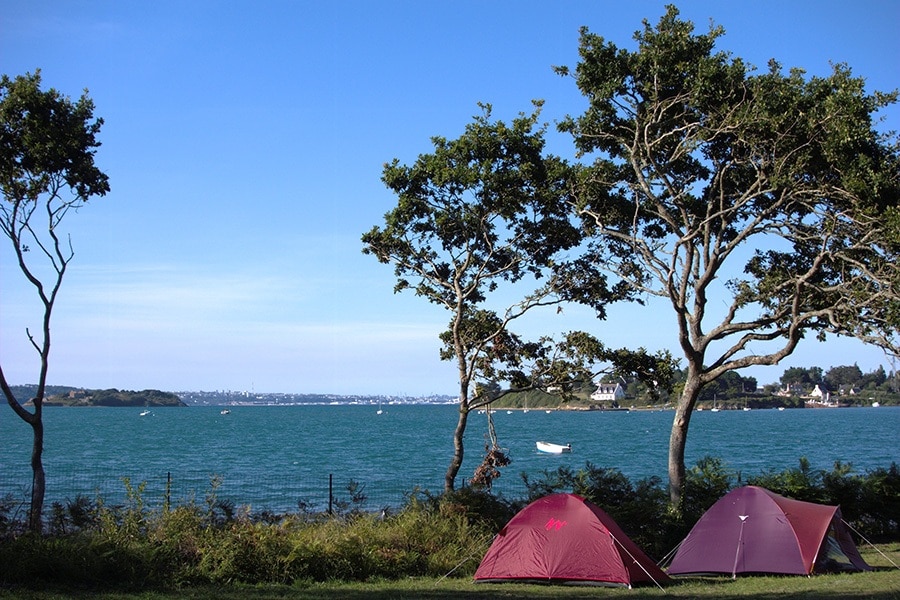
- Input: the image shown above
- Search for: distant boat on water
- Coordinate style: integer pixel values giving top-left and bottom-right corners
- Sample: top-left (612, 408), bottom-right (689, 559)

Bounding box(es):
top-left (536, 441), bottom-right (572, 454)
top-left (139, 409), bottom-right (152, 417)
top-left (220, 409), bottom-right (231, 415)
top-left (3, 403), bottom-right (894, 515)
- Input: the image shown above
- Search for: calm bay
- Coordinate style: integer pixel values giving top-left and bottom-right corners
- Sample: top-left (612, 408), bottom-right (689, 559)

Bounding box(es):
top-left (0, 404), bottom-right (897, 513)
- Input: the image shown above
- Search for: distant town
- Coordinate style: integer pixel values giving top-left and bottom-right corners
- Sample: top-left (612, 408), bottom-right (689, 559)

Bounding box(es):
top-left (177, 389), bottom-right (457, 407)
top-left (7, 384), bottom-right (457, 408)
top-left (8, 360), bottom-right (899, 410)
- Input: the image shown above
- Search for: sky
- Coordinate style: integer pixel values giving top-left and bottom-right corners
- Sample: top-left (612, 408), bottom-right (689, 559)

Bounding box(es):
top-left (1, 1), bottom-right (898, 396)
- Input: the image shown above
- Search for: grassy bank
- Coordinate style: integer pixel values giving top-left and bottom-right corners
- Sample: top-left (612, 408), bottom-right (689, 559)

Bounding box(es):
top-left (1, 545), bottom-right (897, 599)
top-left (2, 460), bottom-right (897, 596)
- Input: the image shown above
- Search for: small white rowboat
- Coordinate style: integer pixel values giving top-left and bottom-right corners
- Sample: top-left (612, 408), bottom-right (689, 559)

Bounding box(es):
top-left (536, 441), bottom-right (572, 454)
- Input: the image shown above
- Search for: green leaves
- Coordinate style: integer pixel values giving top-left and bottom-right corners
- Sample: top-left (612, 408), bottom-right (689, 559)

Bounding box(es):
top-left (363, 102), bottom-right (590, 489)
top-left (559, 4), bottom-right (899, 366)
top-left (1, 70), bottom-right (109, 204)
top-left (363, 101), bottom-right (581, 340)
top-left (552, 6), bottom-right (900, 506)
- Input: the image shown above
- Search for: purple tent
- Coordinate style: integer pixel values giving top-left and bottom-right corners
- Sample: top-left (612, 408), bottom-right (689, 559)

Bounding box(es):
top-left (668, 486), bottom-right (870, 577)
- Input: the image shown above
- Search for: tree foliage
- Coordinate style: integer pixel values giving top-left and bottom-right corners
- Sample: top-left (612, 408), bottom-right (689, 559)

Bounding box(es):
top-left (362, 103), bottom-right (596, 491)
top-left (780, 366), bottom-right (824, 388)
top-left (555, 6), bottom-right (900, 506)
top-left (824, 364), bottom-right (864, 389)
top-left (0, 70), bottom-right (109, 531)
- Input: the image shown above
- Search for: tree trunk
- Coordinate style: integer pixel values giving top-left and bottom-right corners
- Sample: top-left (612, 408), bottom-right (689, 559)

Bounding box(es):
top-left (28, 415), bottom-right (45, 532)
top-left (444, 405), bottom-right (469, 492)
top-left (668, 373), bottom-right (703, 509)
top-left (3, 378), bottom-right (47, 533)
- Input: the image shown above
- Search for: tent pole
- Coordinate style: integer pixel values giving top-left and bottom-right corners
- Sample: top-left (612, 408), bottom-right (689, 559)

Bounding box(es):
top-left (608, 533), bottom-right (667, 592)
top-left (842, 519), bottom-right (899, 570)
top-left (732, 516), bottom-right (748, 579)
top-left (657, 538), bottom-right (684, 568)
top-left (439, 532), bottom-right (494, 583)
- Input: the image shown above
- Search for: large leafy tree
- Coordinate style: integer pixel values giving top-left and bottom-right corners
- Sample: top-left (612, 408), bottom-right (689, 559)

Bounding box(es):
top-left (824, 364), bottom-right (864, 390)
top-left (0, 71), bottom-right (109, 531)
top-left (556, 7), bottom-right (899, 507)
top-left (363, 103), bottom-right (597, 492)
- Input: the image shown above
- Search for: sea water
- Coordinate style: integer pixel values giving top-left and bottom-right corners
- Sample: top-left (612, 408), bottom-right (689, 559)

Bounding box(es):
top-left (0, 404), bottom-right (897, 513)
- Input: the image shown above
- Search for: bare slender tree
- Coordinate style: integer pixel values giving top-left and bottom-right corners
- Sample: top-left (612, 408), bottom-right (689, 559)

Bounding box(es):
top-left (0, 71), bottom-right (109, 531)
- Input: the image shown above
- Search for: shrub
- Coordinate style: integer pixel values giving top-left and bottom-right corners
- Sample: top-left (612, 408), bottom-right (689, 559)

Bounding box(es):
top-left (855, 463), bottom-right (900, 541)
top-left (0, 492), bottom-right (27, 539)
top-left (747, 457), bottom-right (828, 503)
top-left (683, 456), bottom-right (736, 523)
top-left (1, 460), bottom-right (898, 589)
top-left (422, 487), bottom-right (518, 532)
top-left (195, 519), bottom-right (295, 583)
top-left (521, 462), bottom-right (674, 558)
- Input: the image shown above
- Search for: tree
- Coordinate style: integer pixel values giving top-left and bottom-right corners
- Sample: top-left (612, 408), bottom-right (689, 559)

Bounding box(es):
top-left (780, 366), bottom-right (823, 390)
top-left (555, 7), bottom-right (900, 507)
top-left (363, 103), bottom-right (595, 491)
top-left (0, 71), bottom-right (109, 531)
top-left (697, 369), bottom-right (755, 402)
top-left (824, 364), bottom-right (864, 390)
top-left (858, 365), bottom-right (887, 390)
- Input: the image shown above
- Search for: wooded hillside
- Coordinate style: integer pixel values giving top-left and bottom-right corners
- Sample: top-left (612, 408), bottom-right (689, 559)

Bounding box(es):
top-left (10, 385), bottom-right (185, 407)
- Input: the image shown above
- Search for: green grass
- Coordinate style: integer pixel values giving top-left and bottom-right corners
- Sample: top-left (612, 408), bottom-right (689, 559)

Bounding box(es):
top-left (2, 544), bottom-right (897, 600)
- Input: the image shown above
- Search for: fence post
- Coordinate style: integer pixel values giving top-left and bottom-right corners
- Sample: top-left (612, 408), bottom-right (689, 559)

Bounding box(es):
top-left (164, 472), bottom-right (172, 513)
top-left (328, 473), bottom-right (333, 515)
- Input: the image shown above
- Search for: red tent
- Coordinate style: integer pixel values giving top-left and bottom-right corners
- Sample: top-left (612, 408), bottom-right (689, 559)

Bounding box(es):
top-left (667, 486), bottom-right (871, 577)
top-left (474, 493), bottom-right (670, 587)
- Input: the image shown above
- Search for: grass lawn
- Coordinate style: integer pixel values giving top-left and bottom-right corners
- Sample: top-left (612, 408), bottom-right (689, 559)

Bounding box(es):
top-left (2, 545), bottom-right (897, 600)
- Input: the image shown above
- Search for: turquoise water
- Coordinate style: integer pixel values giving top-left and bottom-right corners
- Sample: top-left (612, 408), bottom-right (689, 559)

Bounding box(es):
top-left (0, 404), bottom-right (897, 512)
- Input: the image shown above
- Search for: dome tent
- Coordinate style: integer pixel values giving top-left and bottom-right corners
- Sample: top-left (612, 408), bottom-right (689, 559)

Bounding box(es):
top-left (474, 493), bottom-right (670, 588)
top-left (667, 485), bottom-right (870, 577)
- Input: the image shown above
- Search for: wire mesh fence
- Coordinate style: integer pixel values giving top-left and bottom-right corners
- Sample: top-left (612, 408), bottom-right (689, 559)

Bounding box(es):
top-left (0, 464), bottom-right (530, 519)
top-left (0, 466), bottom-right (453, 517)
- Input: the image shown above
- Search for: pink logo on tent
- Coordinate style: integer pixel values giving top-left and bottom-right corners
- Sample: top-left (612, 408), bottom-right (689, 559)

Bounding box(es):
top-left (545, 518), bottom-right (568, 530)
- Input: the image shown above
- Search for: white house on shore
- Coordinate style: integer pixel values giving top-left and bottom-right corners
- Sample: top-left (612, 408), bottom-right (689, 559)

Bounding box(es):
top-left (591, 382), bottom-right (626, 403)
top-left (810, 384), bottom-right (828, 399)
top-left (807, 383), bottom-right (838, 406)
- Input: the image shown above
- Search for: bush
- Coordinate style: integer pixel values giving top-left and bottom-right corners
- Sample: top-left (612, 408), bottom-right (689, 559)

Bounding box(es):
top-left (745, 459), bottom-right (900, 540)
top-left (418, 486), bottom-right (518, 532)
top-left (683, 456), bottom-right (736, 522)
top-left (521, 462), bottom-right (674, 558)
top-left (0, 477), bottom-right (499, 587)
top-left (747, 457), bottom-right (828, 503)
top-left (0, 460), bottom-right (897, 588)
top-left (519, 457), bottom-right (900, 559)
top-left (858, 463), bottom-right (900, 541)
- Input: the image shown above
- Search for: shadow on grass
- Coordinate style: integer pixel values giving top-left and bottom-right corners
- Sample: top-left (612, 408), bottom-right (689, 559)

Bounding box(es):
top-left (7, 572), bottom-right (900, 600)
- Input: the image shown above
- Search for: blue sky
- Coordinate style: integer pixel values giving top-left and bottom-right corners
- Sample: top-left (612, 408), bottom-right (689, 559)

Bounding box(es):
top-left (1, 1), bottom-right (897, 396)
